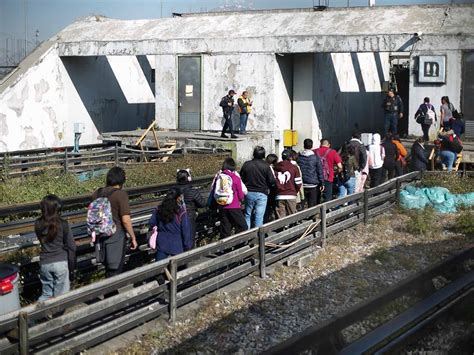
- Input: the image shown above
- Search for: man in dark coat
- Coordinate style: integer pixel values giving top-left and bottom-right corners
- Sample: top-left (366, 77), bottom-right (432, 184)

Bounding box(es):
top-left (220, 90), bottom-right (238, 139)
top-left (383, 89), bottom-right (404, 135)
top-left (410, 138), bottom-right (429, 172)
top-left (297, 139), bottom-right (324, 207)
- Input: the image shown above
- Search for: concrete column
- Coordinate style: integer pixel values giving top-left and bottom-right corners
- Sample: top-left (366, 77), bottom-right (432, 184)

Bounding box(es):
top-left (155, 55), bottom-right (177, 129)
top-left (292, 54), bottom-right (320, 151)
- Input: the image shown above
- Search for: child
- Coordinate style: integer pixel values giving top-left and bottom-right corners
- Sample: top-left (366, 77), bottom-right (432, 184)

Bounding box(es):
top-left (35, 194), bottom-right (76, 301)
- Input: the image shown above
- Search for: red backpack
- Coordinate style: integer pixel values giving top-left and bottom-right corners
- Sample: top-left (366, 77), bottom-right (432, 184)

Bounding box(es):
top-left (317, 149), bottom-right (332, 181)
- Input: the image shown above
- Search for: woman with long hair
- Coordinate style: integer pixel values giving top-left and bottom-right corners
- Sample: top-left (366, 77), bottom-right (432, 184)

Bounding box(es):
top-left (149, 187), bottom-right (192, 261)
top-left (35, 194), bottom-right (76, 301)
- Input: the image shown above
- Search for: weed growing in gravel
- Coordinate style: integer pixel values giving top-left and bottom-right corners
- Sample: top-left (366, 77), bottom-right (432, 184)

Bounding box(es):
top-left (452, 211), bottom-right (474, 237)
top-left (421, 173), bottom-right (474, 194)
top-left (404, 208), bottom-right (437, 237)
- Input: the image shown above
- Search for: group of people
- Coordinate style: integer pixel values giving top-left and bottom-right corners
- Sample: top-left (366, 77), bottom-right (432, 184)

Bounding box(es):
top-left (219, 90), bottom-right (253, 138)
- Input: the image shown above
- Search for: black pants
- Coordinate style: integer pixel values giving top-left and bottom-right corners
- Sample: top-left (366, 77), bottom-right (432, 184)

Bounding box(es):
top-left (304, 187), bottom-right (321, 208)
top-left (219, 208), bottom-right (247, 239)
top-left (381, 164), bottom-right (396, 182)
top-left (221, 111), bottom-right (234, 135)
top-left (395, 161), bottom-right (404, 177)
top-left (369, 168), bottom-right (383, 188)
top-left (421, 123), bottom-right (430, 141)
top-left (322, 181), bottom-right (333, 202)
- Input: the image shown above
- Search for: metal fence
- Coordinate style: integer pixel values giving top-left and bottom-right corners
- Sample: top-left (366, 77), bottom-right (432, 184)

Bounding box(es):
top-left (0, 171), bottom-right (421, 354)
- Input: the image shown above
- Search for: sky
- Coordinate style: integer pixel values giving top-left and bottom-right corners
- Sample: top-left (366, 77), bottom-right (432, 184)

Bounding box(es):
top-left (0, 0), bottom-right (466, 62)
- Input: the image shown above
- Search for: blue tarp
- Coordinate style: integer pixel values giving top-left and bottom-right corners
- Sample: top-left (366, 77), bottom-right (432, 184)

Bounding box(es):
top-left (400, 186), bottom-right (474, 213)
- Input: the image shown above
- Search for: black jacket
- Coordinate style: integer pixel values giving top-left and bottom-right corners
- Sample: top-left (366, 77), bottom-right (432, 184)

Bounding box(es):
top-left (410, 142), bottom-right (429, 172)
top-left (177, 183), bottom-right (207, 219)
top-left (297, 150), bottom-right (324, 187)
top-left (220, 95), bottom-right (235, 114)
top-left (344, 139), bottom-right (367, 172)
top-left (382, 140), bottom-right (399, 168)
top-left (240, 159), bottom-right (275, 195)
top-left (383, 95), bottom-right (404, 114)
top-left (35, 219), bottom-right (76, 266)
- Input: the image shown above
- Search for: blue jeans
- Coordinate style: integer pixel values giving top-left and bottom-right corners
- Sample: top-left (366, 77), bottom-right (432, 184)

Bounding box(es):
top-left (384, 112), bottom-right (398, 135)
top-left (240, 113), bottom-right (249, 133)
top-left (244, 192), bottom-right (268, 229)
top-left (39, 261), bottom-right (70, 301)
top-left (439, 150), bottom-right (456, 172)
top-left (337, 176), bottom-right (356, 198)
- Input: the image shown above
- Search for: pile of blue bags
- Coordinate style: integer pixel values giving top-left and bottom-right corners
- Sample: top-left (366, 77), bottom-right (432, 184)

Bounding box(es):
top-left (400, 186), bottom-right (474, 213)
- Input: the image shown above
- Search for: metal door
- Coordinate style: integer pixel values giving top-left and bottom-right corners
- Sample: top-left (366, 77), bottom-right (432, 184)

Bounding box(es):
top-left (462, 51), bottom-right (474, 122)
top-left (178, 56), bottom-right (201, 130)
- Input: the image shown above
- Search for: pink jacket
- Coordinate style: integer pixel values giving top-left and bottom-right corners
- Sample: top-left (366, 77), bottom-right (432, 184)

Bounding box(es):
top-left (220, 170), bottom-right (246, 210)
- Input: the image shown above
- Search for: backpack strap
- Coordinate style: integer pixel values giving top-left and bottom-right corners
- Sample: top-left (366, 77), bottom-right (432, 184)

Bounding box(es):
top-left (321, 148), bottom-right (331, 159)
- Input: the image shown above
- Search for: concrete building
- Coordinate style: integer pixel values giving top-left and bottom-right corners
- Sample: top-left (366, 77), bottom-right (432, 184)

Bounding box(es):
top-left (0, 4), bottom-right (473, 158)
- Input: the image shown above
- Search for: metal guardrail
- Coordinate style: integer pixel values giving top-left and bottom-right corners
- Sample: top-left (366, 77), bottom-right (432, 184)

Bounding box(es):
top-left (0, 171), bottom-right (423, 354)
top-left (264, 247), bottom-right (474, 355)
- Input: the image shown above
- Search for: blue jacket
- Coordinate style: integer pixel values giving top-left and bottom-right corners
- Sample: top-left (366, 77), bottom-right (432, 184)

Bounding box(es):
top-left (297, 150), bottom-right (324, 188)
top-left (149, 206), bottom-right (192, 255)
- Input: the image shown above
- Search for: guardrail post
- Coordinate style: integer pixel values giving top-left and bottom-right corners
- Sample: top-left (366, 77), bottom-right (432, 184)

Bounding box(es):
top-left (320, 205), bottom-right (327, 248)
top-left (169, 259), bottom-right (177, 324)
top-left (258, 229), bottom-right (266, 279)
top-left (363, 190), bottom-right (369, 224)
top-left (114, 144), bottom-right (119, 166)
top-left (19, 311), bottom-right (28, 355)
top-left (64, 150), bottom-right (69, 174)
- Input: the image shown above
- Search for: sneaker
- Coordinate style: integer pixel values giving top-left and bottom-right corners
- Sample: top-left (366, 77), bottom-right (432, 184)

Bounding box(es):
top-left (220, 134), bottom-right (229, 138)
top-left (231, 134), bottom-right (238, 139)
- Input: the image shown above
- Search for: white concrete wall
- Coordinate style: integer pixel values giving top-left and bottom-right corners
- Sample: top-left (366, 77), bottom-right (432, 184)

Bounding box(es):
top-left (293, 54), bottom-right (320, 151)
top-left (202, 53), bottom-right (276, 132)
top-left (0, 47), bottom-right (99, 152)
top-left (155, 54), bottom-right (177, 129)
top-left (273, 55), bottom-right (293, 154)
top-left (408, 50), bottom-right (462, 139)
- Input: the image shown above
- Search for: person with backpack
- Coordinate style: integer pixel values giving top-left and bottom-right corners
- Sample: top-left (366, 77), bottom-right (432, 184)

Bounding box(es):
top-left (274, 149), bottom-right (302, 218)
top-left (415, 97), bottom-right (437, 141)
top-left (340, 131), bottom-right (367, 193)
top-left (240, 146), bottom-right (275, 228)
top-left (368, 133), bottom-right (385, 188)
top-left (211, 157), bottom-right (247, 238)
top-left (149, 187), bottom-right (192, 261)
top-left (90, 167), bottom-right (137, 278)
top-left (220, 90), bottom-right (238, 139)
top-left (314, 138), bottom-right (343, 202)
top-left (176, 169), bottom-right (207, 247)
top-left (297, 139), bottom-right (324, 208)
top-left (438, 130), bottom-right (463, 172)
top-left (337, 143), bottom-right (359, 198)
top-left (381, 132), bottom-right (399, 182)
top-left (35, 194), bottom-right (76, 301)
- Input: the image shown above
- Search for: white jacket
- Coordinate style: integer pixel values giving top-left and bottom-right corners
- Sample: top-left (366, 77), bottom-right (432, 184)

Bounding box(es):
top-left (368, 133), bottom-right (385, 169)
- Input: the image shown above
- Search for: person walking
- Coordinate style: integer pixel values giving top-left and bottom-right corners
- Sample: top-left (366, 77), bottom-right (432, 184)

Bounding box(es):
top-left (382, 89), bottom-right (404, 135)
top-left (392, 134), bottom-right (408, 177)
top-left (240, 146), bottom-right (276, 228)
top-left (237, 91), bottom-right (253, 135)
top-left (297, 139), bottom-right (324, 208)
top-left (440, 96), bottom-right (454, 131)
top-left (211, 158), bottom-right (247, 238)
top-left (35, 195), bottom-right (76, 301)
top-left (176, 169), bottom-right (207, 247)
top-left (314, 138), bottom-right (343, 202)
top-left (264, 153), bottom-right (278, 223)
top-left (337, 144), bottom-right (359, 198)
top-left (415, 97), bottom-right (436, 141)
top-left (220, 90), bottom-right (238, 138)
top-left (91, 167), bottom-right (138, 278)
top-left (410, 137), bottom-right (430, 172)
top-left (149, 187), bottom-right (192, 261)
top-left (368, 133), bottom-right (385, 187)
top-left (381, 133), bottom-right (399, 182)
top-left (274, 149), bottom-right (302, 218)
top-left (341, 131), bottom-right (367, 194)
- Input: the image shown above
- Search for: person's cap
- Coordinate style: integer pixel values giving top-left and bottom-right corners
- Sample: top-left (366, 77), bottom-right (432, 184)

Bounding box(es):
top-left (282, 149), bottom-right (292, 160)
top-left (228, 89), bottom-right (236, 95)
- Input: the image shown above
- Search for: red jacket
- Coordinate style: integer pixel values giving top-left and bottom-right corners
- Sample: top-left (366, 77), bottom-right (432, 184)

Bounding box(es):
top-left (274, 160), bottom-right (302, 199)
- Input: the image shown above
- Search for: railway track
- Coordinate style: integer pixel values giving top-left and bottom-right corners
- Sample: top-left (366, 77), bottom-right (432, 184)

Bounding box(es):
top-left (264, 247), bottom-right (474, 355)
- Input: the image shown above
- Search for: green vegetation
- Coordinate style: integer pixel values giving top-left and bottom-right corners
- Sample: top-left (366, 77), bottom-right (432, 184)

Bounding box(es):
top-left (0, 154), bottom-right (225, 207)
top-left (421, 172), bottom-right (474, 194)
top-left (453, 210), bottom-right (474, 236)
top-left (405, 207), bottom-right (437, 237)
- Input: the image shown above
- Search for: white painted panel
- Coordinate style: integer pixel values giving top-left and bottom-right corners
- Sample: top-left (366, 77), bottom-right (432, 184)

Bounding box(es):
top-left (380, 52), bottom-right (390, 82)
top-left (330, 53), bottom-right (359, 92)
top-left (357, 53), bottom-right (382, 92)
top-left (106, 55), bottom-right (154, 104)
top-left (146, 55), bottom-right (156, 70)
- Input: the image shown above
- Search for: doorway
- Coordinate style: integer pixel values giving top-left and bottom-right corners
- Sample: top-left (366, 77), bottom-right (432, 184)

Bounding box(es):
top-left (178, 56), bottom-right (201, 130)
top-left (393, 65), bottom-right (410, 137)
